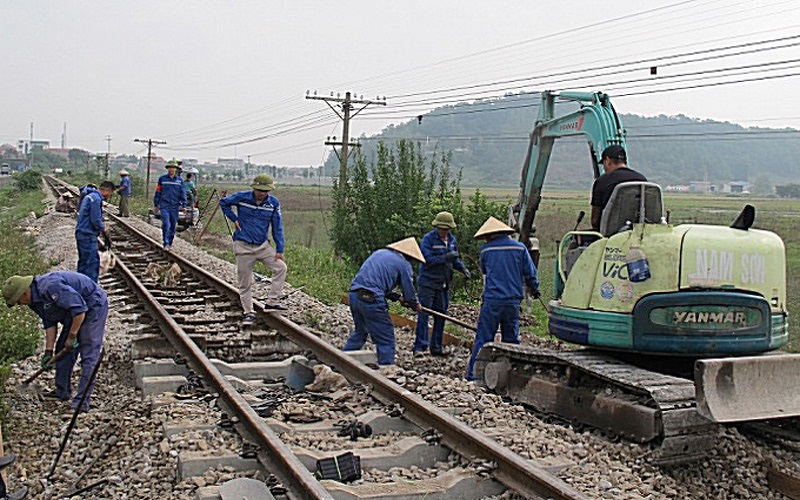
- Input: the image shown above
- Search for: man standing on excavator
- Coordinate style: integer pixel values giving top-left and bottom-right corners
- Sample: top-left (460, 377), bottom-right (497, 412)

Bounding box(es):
top-left (467, 217), bottom-right (539, 381)
top-left (590, 145), bottom-right (647, 231)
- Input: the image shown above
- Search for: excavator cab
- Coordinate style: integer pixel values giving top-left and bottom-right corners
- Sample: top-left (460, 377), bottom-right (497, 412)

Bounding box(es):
top-left (558, 182), bottom-right (663, 284)
top-left (599, 181), bottom-right (664, 236)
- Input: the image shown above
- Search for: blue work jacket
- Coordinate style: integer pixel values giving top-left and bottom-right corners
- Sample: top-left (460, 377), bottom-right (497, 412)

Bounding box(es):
top-left (28, 271), bottom-right (107, 329)
top-left (351, 249), bottom-right (418, 306)
top-left (154, 174), bottom-right (186, 209)
top-left (75, 190), bottom-right (105, 238)
top-left (117, 176), bottom-right (131, 197)
top-left (417, 229), bottom-right (466, 289)
top-left (479, 235), bottom-right (539, 303)
top-left (219, 190), bottom-right (285, 253)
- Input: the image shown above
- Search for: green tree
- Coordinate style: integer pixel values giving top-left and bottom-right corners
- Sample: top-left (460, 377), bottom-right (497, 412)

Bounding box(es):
top-left (330, 139), bottom-right (506, 293)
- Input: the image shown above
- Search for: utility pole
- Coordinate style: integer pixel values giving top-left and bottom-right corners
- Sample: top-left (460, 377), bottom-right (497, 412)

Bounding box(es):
top-left (306, 91), bottom-right (386, 187)
top-left (134, 138), bottom-right (166, 200)
top-left (105, 135), bottom-right (112, 179)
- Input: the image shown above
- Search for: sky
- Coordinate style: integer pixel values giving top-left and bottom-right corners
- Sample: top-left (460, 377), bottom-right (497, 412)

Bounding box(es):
top-left (1, 0), bottom-right (799, 167)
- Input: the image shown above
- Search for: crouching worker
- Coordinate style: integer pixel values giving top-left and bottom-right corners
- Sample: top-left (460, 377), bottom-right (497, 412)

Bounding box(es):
top-left (466, 217), bottom-right (539, 381)
top-left (3, 271), bottom-right (107, 412)
top-left (343, 238), bottom-right (424, 367)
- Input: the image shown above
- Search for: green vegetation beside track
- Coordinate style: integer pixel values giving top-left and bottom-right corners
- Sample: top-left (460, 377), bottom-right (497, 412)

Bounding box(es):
top-left (0, 172), bottom-right (50, 423)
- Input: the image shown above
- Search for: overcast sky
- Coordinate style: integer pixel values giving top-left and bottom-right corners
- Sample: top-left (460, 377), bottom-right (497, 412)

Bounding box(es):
top-left (2, 0), bottom-right (799, 166)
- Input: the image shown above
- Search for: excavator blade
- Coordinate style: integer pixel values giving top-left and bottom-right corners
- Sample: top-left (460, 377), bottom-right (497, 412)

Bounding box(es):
top-left (695, 354), bottom-right (800, 423)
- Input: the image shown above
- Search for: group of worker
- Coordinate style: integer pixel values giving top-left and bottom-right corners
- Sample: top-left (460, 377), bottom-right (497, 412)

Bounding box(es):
top-left (0, 144), bottom-right (642, 416)
top-left (342, 145), bottom-right (645, 379)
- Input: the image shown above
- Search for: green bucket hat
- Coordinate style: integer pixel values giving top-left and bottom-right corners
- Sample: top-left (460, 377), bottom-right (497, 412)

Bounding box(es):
top-left (432, 211), bottom-right (456, 229)
top-left (3, 275), bottom-right (33, 307)
top-left (250, 174), bottom-right (275, 191)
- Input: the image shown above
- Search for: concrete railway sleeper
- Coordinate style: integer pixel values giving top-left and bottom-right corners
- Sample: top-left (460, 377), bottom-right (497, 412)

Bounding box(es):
top-left (44, 175), bottom-right (586, 499)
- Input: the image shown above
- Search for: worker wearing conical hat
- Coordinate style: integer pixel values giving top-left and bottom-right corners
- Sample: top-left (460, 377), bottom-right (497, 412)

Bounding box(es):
top-left (413, 211), bottom-right (470, 357)
top-left (343, 237), bottom-right (425, 366)
top-left (117, 169), bottom-right (131, 217)
top-left (466, 217), bottom-right (540, 380)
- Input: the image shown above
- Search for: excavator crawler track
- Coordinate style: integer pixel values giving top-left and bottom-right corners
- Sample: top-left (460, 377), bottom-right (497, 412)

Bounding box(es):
top-left (477, 342), bottom-right (718, 465)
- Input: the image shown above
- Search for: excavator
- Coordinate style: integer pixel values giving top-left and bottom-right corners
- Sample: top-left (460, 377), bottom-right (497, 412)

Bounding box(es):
top-left (474, 90), bottom-right (800, 464)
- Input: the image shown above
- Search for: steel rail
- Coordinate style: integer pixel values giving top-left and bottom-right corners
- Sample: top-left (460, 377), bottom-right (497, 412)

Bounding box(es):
top-left (111, 248), bottom-right (332, 499)
top-left (107, 210), bottom-right (585, 500)
top-left (46, 176), bottom-right (585, 499)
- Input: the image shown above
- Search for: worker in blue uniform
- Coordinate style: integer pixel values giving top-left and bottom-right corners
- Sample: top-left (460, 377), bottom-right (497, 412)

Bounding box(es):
top-left (153, 160), bottom-right (187, 249)
top-left (466, 217), bottom-right (539, 380)
top-left (413, 212), bottom-right (470, 357)
top-left (117, 169), bottom-right (131, 217)
top-left (76, 181), bottom-right (114, 283)
top-left (3, 271), bottom-right (108, 412)
top-left (219, 174), bottom-right (288, 324)
top-left (343, 238), bottom-right (424, 366)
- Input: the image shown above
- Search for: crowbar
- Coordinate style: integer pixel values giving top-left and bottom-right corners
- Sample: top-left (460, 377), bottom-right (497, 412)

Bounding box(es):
top-left (419, 305), bottom-right (477, 332)
top-left (23, 348), bottom-right (72, 385)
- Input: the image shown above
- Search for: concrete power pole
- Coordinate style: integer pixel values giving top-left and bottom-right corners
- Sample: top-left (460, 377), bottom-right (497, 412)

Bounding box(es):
top-left (105, 135), bottom-right (112, 179)
top-left (134, 138), bottom-right (166, 200)
top-left (305, 91), bottom-right (386, 187)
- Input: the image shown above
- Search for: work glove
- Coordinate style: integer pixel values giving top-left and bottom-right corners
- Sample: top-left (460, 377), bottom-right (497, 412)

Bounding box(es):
top-left (41, 350), bottom-right (54, 371)
top-left (444, 251), bottom-right (458, 262)
top-left (385, 292), bottom-right (401, 302)
top-left (64, 336), bottom-right (79, 352)
top-left (531, 289), bottom-right (542, 300)
top-left (103, 233), bottom-right (112, 250)
top-left (462, 269), bottom-right (471, 280)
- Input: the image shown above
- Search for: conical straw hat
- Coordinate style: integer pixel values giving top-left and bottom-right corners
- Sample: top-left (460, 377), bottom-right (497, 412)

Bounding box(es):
top-left (474, 216), bottom-right (514, 239)
top-left (386, 237), bottom-right (425, 263)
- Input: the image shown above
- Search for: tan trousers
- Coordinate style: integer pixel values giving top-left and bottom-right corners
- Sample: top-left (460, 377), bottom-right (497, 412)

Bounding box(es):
top-left (233, 240), bottom-right (287, 314)
top-left (118, 196), bottom-right (130, 217)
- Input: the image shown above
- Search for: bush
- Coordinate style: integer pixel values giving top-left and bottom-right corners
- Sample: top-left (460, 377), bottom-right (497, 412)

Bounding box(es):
top-left (12, 170), bottom-right (42, 192)
top-left (330, 140), bottom-right (507, 300)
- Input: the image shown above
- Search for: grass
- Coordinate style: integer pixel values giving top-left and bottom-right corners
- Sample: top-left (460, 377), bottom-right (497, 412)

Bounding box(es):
top-left (0, 183), bottom-right (50, 424)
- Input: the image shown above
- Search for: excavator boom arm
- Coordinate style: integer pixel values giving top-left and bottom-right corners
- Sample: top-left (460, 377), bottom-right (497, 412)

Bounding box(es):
top-left (515, 91), bottom-right (627, 245)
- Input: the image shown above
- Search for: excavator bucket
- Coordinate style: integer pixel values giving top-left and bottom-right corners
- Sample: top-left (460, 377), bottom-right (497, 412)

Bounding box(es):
top-left (695, 354), bottom-right (800, 423)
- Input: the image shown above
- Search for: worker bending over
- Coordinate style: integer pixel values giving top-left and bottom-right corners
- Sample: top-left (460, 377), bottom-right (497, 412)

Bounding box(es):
top-left (344, 238), bottom-right (424, 367)
top-left (3, 271), bottom-right (108, 412)
top-left (219, 174), bottom-right (287, 325)
top-left (76, 181), bottom-right (114, 282)
top-left (413, 211), bottom-right (470, 357)
top-left (466, 217), bottom-right (539, 380)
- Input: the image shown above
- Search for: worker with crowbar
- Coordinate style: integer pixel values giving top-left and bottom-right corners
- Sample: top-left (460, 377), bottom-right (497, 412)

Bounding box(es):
top-left (3, 271), bottom-right (108, 412)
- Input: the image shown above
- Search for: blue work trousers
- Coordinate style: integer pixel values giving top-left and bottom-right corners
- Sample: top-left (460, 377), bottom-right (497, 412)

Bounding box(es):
top-left (343, 291), bottom-right (396, 365)
top-left (54, 298), bottom-right (107, 411)
top-left (160, 206), bottom-right (179, 247)
top-left (466, 300), bottom-right (520, 380)
top-left (76, 236), bottom-right (100, 283)
top-left (413, 285), bottom-right (449, 354)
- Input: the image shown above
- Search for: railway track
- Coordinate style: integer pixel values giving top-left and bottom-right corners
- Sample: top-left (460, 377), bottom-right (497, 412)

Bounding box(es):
top-left (43, 175), bottom-right (586, 499)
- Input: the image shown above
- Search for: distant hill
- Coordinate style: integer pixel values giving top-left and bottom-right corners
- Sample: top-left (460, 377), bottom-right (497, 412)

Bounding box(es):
top-left (325, 93), bottom-right (800, 189)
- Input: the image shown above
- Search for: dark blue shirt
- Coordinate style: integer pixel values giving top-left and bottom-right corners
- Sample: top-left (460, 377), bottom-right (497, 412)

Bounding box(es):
top-left (479, 235), bottom-right (539, 303)
top-left (219, 190), bottom-right (285, 253)
top-left (154, 174), bottom-right (186, 208)
top-left (351, 249), bottom-right (418, 306)
top-left (117, 176), bottom-right (131, 197)
top-left (417, 229), bottom-right (466, 288)
top-left (28, 271), bottom-right (107, 329)
top-left (75, 190), bottom-right (104, 238)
